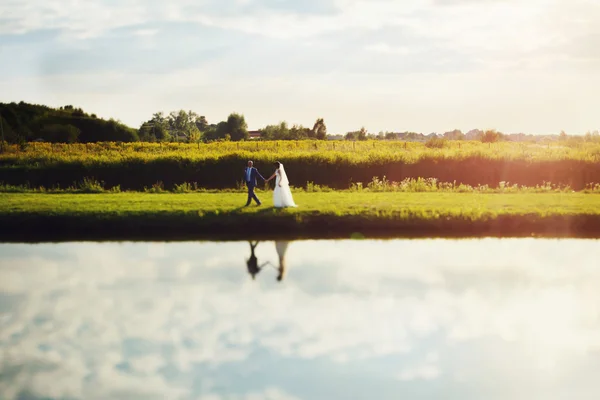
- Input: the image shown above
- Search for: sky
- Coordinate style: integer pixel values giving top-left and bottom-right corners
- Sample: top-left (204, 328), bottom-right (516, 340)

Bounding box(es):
top-left (0, 0), bottom-right (599, 134)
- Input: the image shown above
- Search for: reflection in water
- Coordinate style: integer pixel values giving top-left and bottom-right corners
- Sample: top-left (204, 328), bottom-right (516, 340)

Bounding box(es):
top-left (1, 238), bottom-right (599, 400)
top-left (275, 241), bottom-right (289, 281)
top-left (245, 240), bottom-right (290, 282)
top-left (245, 241), bottom-right (269, 280)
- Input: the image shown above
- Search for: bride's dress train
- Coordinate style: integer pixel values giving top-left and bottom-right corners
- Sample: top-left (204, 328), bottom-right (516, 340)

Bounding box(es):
top-left (273, 164), bottom-right (296, 208)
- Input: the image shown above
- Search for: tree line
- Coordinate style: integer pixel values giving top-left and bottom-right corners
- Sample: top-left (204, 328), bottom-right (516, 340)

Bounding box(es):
top-left (0, 102), bottom-right (138, 144)
top-left (0, 101), bottom-right (330, 144)
top-left (138, 110), bottom-right (328, 142)
top-left (1, 101), bottom-right (598, 145)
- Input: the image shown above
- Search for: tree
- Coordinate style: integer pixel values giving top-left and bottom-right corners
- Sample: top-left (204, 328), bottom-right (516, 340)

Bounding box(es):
top-left (168, 110), bottom-right (191, 137)
top-left (139, 112), bottom-right (170, 141)
top-left (72, 108), bottom-right (86, 117)
top-left (559, 130), bottom-right (567, 141)
top-left (106, 119), bottom-right (139, 142)
top-left (202, 125), bottom-right (220, 142)
top-left (344, 127), bottom-right (368, 141)
top-left (196, 116), bottom-right (209, 131)
top-left (312, 118), bottom-right (327, 140)
top-left (0, 101), bottom-right (140, 143)
top-left (358, 127), bottom-right (367, 141)
top-left (225, 113), bottom-right (248, 141)
top-left (166, 110), bottom-right (205, 142)
top-left (261, 122), bottom-right (290, 140)
top-left (40, 124), bottom-right (80, 143)
top-left (481, 129), bottom-right (500, 143)
top-left (138, 122), bottom-right (154, 141)
top-left (0, 115), bottom-right (14, 145)
top-left (289, 124), bottom-right (311, 140)
top-left (187, 124), bottom-right (202, 143)
top-left (215, 121), bottom-right (229, 139)
top-left (385, 132), bottom-right (397, 140)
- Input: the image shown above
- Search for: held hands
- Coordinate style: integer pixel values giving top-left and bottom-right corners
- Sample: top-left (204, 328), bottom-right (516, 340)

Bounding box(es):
top-left (263, 177), bottom-right (280, 187)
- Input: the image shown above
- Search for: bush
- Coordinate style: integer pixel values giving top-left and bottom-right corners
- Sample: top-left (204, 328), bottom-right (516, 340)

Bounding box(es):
top-left (481, 130), bottom-right (500, 143)
top-left (1, 141), bottom-right (599, 191)
top-left (173, 182), bottom-right (198, 193)
top-left (40, 124), bottom-right (80, 143)
top-left (425, 137), bottom-right (446, 148)
top-left (77, 177), bottom-right (105, 193)
top-left (146, 181), bottom-right (165, 193)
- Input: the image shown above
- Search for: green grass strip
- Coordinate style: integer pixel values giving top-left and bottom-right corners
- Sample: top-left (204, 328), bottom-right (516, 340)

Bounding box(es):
top-left (1, 192), bottom-right (599, 241)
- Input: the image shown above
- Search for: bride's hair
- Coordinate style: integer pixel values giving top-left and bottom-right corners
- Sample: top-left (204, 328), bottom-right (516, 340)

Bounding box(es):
top-left (274, 161), bottom-right (281, 169)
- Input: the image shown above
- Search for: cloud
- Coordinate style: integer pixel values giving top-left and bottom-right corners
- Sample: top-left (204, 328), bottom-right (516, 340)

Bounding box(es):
top-left (2, 0), bottom-right (600, 133)
top-left (431, 0), bottom-right (513, 5)
top-left (397, 352), bottom-right (441, 381)
top-left (185, 0), bottom-right (341, 17)
top-left (1, 239), bottom-right (600, 399)
top-left (366, 43), bottom-right (411, 55)
top-left (197, 387), bottom-right (302, 400)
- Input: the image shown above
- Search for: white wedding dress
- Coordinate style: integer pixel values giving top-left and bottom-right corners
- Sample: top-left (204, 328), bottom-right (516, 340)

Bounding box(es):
top-left (273, 164), bottom-right (297, 208)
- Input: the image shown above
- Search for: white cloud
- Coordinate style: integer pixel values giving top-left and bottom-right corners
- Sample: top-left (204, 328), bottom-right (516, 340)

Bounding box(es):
top-left (1, 239), bottom-right (600, 399)
top-left (366, 43), bottom-right (411, 55)
top-left (197, 387), bottom-right (302, 400)
top-left (397, 352), bottom-right (441, 381)
top-left (133, 29), bottom-right (159, 37)
top-left (1, 0), bottom-right (600, 134)
top-left (0, 0), bottom-right (151, 38)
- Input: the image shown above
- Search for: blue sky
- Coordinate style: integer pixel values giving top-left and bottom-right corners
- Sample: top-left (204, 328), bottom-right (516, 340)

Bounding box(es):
top-left (1, 0), bottom-right (599, 134)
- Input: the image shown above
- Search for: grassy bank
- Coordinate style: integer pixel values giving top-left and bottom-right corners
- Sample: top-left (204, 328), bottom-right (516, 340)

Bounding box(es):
top-left (1, 191), bottom-right (599, 241)
top-left (1, 141), bottom-right (599, 190)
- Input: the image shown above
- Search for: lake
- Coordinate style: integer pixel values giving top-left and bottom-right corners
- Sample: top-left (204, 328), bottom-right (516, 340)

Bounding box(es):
top-left (1, 238), bottom-right (599, 400)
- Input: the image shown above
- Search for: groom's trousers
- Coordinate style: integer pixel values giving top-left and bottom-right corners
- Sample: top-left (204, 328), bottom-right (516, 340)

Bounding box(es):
top-left (246, 183), bottom-right (261, 205)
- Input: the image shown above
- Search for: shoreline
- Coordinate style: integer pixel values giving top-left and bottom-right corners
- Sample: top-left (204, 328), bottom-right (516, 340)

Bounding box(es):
top-left (1, 215), bottom-right (599, 242)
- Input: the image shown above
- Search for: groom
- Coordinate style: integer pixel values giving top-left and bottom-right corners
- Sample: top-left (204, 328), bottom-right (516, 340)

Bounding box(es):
top-left (244, 160), bottom-right (266, 206)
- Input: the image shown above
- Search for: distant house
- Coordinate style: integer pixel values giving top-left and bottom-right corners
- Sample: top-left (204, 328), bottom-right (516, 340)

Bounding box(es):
top-left (443, 129), bottom-right (464, 140)
top-left (173, 133), bottom-right (188, 142)
top-left (507, 133), bottom-right (527, 142)
top-left (327, 134), bottom-right (344, 140)
top-left (248, 130), bottom-right (261, 140)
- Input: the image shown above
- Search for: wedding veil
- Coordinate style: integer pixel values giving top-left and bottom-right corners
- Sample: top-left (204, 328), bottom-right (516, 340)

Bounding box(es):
top-left (279, 163), bottom-right (289, 187)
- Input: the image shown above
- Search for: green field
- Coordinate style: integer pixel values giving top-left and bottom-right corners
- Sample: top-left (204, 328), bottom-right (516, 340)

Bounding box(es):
top-left (4, 140), bottom-right (600, 164)
top-left (2, 191), bottom-right (599, 241)
top-left (1, 140), bottom-right (600, 190)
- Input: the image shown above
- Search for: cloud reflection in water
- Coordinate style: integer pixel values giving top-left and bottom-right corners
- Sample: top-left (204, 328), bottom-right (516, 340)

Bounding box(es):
top-left (0, 238), bottom-right (599, 400)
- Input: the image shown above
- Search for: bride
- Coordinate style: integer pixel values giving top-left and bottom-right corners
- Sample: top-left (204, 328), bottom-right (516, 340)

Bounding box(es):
top-left (266, 161), bottom-right (297, 208)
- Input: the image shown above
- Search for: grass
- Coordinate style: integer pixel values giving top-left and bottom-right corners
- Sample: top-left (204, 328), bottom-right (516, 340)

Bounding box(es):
top-left (3, 140), bottom-right (600, 164)
top-left (1, 191), bottom-right (599, 241)
top-left (3, 177), bottom-right (599, 194)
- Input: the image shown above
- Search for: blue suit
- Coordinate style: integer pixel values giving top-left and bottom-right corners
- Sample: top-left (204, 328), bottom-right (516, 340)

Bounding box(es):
top-left (244, 167), bottom-right (265, 205)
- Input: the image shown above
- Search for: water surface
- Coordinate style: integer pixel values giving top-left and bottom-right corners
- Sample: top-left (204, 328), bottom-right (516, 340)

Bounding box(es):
top-left (1, 239), bottom-right (599, 400)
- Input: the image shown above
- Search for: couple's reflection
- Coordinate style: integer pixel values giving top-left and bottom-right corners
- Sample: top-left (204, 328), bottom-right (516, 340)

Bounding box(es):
top-left (246, 240), bottom-right (289, 281)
